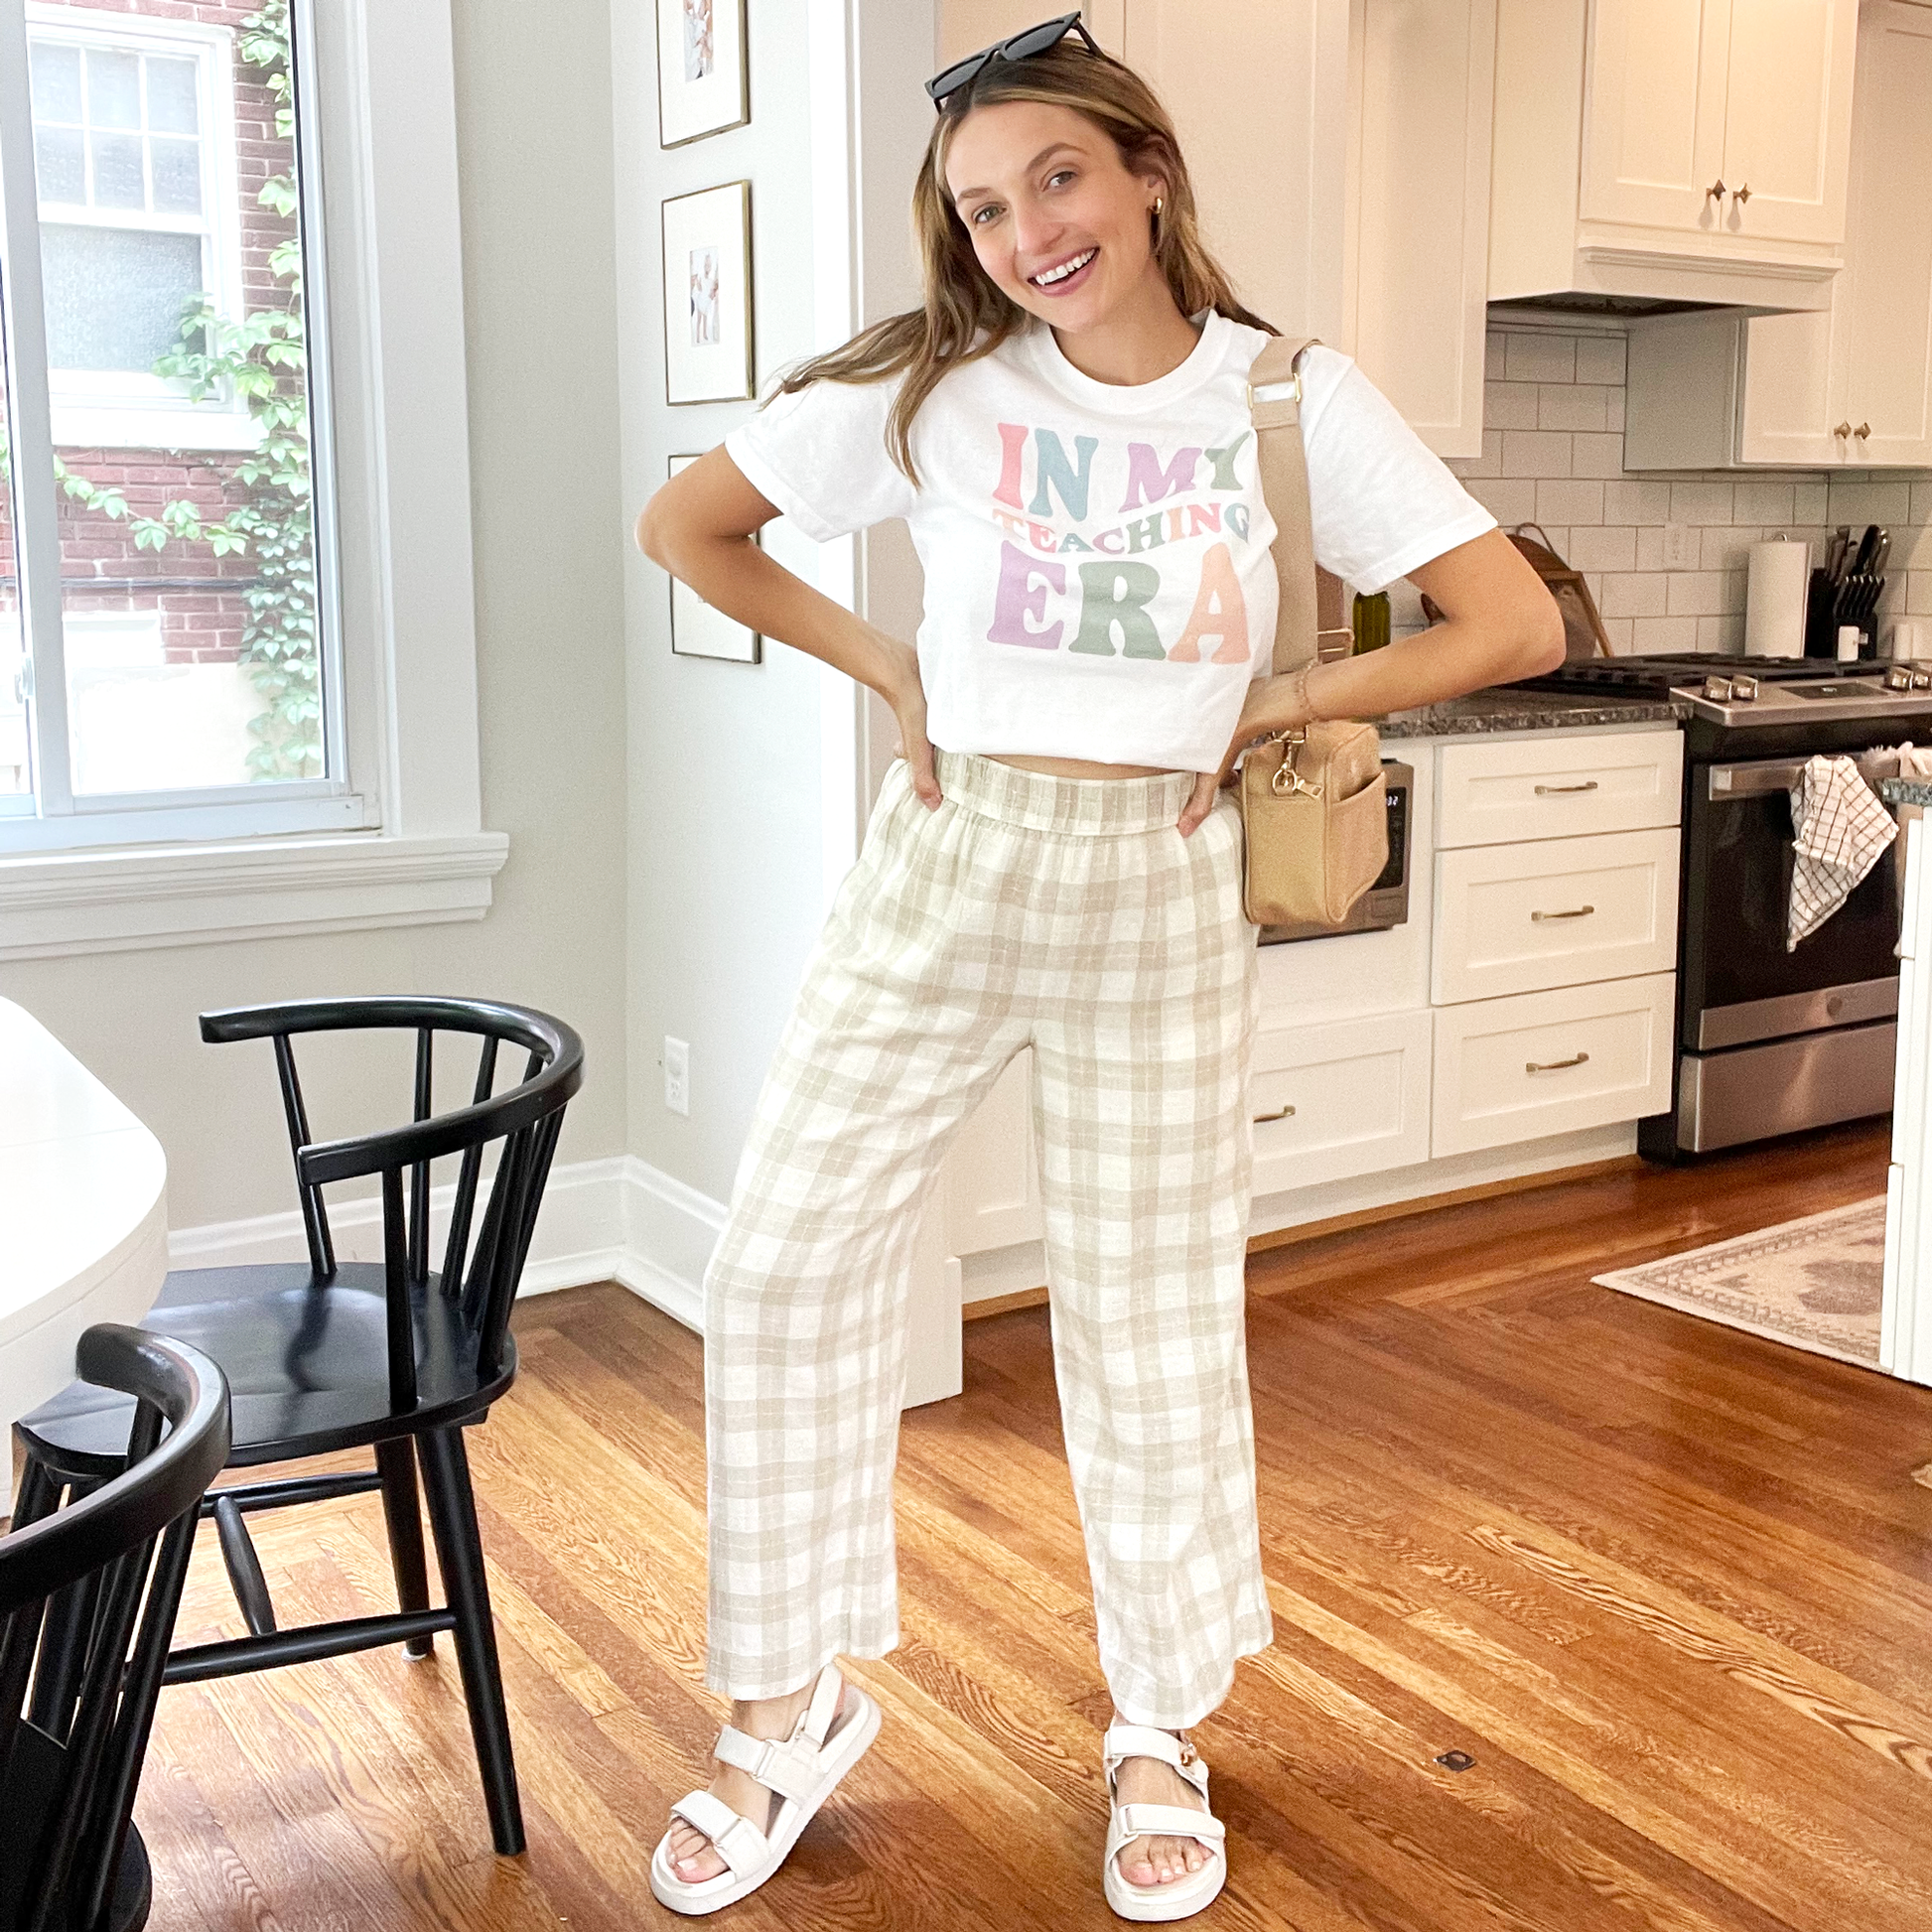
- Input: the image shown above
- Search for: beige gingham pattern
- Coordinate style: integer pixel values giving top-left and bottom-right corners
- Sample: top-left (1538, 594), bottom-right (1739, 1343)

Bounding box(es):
top-left (703, 747), bottom-right (1274, 1726)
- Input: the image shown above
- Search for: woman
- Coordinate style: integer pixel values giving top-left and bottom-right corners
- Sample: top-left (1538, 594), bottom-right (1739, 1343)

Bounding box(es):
top-left (637, 17), bottom-right (1563, 1921)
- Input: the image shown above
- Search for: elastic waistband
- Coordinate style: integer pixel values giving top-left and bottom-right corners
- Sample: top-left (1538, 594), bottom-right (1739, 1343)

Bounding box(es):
top-left (928, 748), bottom-right (1196, 836)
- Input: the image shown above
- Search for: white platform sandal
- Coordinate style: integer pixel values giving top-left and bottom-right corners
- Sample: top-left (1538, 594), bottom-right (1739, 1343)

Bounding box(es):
top-left (1101, 1720), bottom-right (1228, 1922)
top-left (648, 1662), bottom-right (881, 1916)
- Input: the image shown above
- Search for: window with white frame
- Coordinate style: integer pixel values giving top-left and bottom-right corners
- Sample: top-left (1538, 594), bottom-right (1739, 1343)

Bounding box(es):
top-left (0, 0), bottom-right (354, 851)
top-left (28, 7), bottom-right (254, 449)
top-left (0, 0), bottom-right (502, 962)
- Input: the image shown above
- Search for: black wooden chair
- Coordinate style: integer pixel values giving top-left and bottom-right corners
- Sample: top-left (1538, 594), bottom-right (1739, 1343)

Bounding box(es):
top-left (16, 996), bottom-right (584, 1859)
top-left (3, 1324), bottom-right (230, 1932)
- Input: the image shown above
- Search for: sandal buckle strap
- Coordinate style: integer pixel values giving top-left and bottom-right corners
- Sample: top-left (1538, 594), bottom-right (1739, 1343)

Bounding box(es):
top-left (667, 1790), bottom-right (771, 1877)
top-left (713, 1725), bottom-right (822, 1803)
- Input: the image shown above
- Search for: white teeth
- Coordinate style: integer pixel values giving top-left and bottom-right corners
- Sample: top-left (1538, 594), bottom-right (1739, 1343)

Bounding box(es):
top-left (1034, 248), bottom-right (1095, 286)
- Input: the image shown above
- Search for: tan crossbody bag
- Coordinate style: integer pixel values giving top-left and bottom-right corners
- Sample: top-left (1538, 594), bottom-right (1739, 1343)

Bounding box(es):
top-left (1234, 335), bottom-right (1389, 928)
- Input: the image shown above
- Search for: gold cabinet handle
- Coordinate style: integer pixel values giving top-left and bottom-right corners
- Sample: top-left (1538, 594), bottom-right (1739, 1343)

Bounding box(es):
top-left (1734, 182), bottom-right (1751, 205)
top-left (1706, 179), bottom-right (1727, 202)
top-left (1254, 1103), bottom-right (1296, 1123)
top-left (1531, 905), bottom-right (1595, 922)
top-left (1526, 1051), bottom-right (1590, 1074)
top-left (1856, 422), bottom-right (1870, 439)
top-left (1534, 780), bottom-right (1598, 795)
top-left (1835, 421), bottom-right (1854, 438)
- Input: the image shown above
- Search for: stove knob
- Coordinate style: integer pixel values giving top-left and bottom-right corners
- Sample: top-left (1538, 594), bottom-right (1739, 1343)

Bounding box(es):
top-left (1730, 675), bottom-right (1758, 701)
top-left (1703, 676), bottom-right (1734, 701)
top-left (1916, 671), bottom-right (1932, 691)
top-left (1886, 665), bottom-right (1915, 691)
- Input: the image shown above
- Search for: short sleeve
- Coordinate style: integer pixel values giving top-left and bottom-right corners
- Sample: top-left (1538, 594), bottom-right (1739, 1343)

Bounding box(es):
top-left (723, 374), bottom-right (919, 543)
top-left (1297, 345), bottom-right (1497, 595)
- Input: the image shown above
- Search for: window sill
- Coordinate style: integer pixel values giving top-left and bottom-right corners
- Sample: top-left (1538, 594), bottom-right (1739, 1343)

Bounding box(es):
top-left (49, 404), bottom-right (266, 454)
top-left (0, 828), bottom-right (509, 961)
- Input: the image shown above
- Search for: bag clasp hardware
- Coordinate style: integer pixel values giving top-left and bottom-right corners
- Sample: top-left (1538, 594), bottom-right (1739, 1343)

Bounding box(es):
top-left (1263, 727), bottom-right (1325, 800)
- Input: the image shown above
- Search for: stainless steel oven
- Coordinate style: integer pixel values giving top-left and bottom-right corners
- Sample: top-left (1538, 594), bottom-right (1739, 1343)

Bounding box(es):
top-left (1257, 759), bottom-right (1414, 945)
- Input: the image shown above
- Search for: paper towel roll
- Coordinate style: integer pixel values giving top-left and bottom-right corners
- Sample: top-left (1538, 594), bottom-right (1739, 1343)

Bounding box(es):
top-left (1744, 538), bottom-right (1809, 658)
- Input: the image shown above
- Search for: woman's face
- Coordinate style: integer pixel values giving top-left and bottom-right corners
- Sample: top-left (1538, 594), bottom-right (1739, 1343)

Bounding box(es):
top-left (942, 99), bottom-right (1165, 333)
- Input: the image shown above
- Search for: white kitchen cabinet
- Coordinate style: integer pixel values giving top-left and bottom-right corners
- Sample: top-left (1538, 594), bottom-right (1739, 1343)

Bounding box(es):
top-left (936, 1), bottom-right (1350, 341)
top-left (1489, 0), bottom-right (1853, 312)
top-left (1584, 0), bottom-right (1854, 249)
top-left (1625, 2), bottom-right (1932, 471)
top-left (1436, 729), bottom-right (1683, 849)
top-left (1250, 1008), bottom-right (1434, 1194)
top-left (1432, 971), bottom-right (1676, 1159)
top-left (941, 1047), bottom-right (1041, 1257)
top-left (1884, 810), bottom-right (1930, 1381)
top-left (1433, 825), bottom-right (1680, 1006)
top-left (1341, 0), bottom-right (1495, 458)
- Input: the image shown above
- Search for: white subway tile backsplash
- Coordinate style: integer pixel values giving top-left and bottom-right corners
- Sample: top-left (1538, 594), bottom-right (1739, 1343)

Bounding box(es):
top-left (1503, 333), bottom-right (1576, 383)
top-left (1574, 336), bottom-right (1626, 385)
top-left (1669, 481), bottom-right (1733, 525)
top-left (1537, 384), bottom-right (1608, 431)
top-left (1484, 380), bottom-right (1540, 430)
top-left (1666, 571), bottom-right (1725, 617)
top-left (1565, 525), bottom-right (1636, 572)
top-left (1536, 479), bottom-right (1604, 525)
top-left (1827, 479), bottom-right (1914, 527)
top-left (1605, 480), bottom-right (1674, 525)
top-left (1502, 429), bottom-right (1573, 478)
top-left (1570, 433), bottom-right (1626, 479)
top-left (1466, 477), bottom-right (1538, 525)
top-left (1633, 615), bottom-right (1701, 652)
top-left (1733, 482), bottom-right (1795, 525)
top-left (1601, 572), bottom-right (1666, 618)
top-left (1467, 321), bottom-right (1928, 659)
top-left (1700, 525), bottom-right (1758, 572)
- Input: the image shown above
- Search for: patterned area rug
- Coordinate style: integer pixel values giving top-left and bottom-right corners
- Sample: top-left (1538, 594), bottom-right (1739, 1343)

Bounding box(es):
top-left (1593, 1197), bottom-right (1888, 1368)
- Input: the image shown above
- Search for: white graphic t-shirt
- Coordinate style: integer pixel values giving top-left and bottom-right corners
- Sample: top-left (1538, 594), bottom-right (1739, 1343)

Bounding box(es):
top-left (724, 311), bottom-right (1495, 772)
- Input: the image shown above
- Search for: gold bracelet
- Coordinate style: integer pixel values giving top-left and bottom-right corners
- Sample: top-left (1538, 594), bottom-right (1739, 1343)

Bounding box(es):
top-left (1292, 659), bottom-right (1322, 726)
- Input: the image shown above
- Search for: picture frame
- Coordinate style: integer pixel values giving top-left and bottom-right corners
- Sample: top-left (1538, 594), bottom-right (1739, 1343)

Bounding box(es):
top-left (655, 0), bottom-right (750, 148)
top-left (666, 456), bottom-right (761, 663)
top-left (661, 181), bottom-right (754, 405)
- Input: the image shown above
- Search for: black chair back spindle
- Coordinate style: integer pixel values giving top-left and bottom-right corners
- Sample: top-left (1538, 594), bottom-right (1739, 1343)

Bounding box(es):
top-left (1, 1327), bottom-right (229, 1932)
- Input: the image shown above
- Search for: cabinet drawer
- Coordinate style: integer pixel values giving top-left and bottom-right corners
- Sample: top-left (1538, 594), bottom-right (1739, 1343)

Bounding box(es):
top-left (1250, 1009), bottom-right (1432, 1195)
top-left (1434, 827), bottom-right (1681, 1005)
top-left (1431, 974), bottom-right (1675, 1159)
top-left (1436, 731), bottom-right (1683, 847)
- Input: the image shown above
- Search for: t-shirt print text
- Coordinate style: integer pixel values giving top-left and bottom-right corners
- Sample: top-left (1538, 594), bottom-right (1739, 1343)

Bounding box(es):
top-left (986, 423), bottom-right (1257, 666)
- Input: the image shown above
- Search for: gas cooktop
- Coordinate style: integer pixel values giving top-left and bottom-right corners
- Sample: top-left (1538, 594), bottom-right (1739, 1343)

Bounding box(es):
top-left (1518, 652), bottom-right (1932, 726)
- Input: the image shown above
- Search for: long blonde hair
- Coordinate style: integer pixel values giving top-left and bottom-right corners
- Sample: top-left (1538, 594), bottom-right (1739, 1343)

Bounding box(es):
top-left (772, 37), bottom-right (1275, 483)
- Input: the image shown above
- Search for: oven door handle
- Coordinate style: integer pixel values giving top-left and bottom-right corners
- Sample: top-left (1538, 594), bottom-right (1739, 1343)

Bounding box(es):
top-left (1708, 752), bottom-right (1897, 800)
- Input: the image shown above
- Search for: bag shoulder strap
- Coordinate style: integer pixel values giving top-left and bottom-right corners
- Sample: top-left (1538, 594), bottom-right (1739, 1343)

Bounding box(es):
top-left (1247, 334), bottom-right (1348, 678)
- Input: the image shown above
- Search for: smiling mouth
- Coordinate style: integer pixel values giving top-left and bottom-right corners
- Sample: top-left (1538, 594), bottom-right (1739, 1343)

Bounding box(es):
top-left (1030, 247), bottom-right (1097, 290)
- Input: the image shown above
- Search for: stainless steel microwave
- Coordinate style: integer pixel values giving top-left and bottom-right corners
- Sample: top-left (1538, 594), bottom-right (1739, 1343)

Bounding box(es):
top-left (1256, 758), bottom-right (1415, 946)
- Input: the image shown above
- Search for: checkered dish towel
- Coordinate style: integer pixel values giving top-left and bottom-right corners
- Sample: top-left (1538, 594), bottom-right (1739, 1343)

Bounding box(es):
top-left (1786, 755), bottom-right (1897, 951)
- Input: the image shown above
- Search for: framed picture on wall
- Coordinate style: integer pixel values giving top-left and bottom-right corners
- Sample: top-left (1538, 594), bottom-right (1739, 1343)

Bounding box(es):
top-left (655, 0), bottom-right (749, 148)
top-left (666, 456), bottom-right (761, 662)
top-left (662, 181), bottom-right (754, 405)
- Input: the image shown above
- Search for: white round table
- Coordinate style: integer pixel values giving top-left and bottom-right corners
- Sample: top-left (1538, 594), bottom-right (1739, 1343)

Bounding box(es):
top-left (0, 997), bottom-right (168, 1435)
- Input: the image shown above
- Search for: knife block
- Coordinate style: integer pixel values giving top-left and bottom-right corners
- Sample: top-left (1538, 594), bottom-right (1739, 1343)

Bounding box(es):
top-left (1803, 567), bottom-right (1838, 657)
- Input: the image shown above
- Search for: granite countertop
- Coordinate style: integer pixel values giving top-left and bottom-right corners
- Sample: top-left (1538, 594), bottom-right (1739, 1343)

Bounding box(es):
top-left (1878, 778), bottom-right (1932, 808)
top-left (1372, 688), bottom-right (1682, 740)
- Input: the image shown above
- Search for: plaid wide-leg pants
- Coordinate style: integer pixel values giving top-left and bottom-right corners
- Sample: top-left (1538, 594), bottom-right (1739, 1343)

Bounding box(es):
top-left (702, 746), bottom-right (1273, 1727)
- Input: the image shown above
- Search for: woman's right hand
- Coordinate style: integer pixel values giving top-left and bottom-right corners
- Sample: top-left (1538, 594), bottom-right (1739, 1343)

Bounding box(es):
top-left (873, 636), bottom-right (941, 810)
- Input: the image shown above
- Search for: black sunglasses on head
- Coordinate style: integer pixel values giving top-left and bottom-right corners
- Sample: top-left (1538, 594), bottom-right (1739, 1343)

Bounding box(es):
top-left (924, 11), bottom-right (1104, 110)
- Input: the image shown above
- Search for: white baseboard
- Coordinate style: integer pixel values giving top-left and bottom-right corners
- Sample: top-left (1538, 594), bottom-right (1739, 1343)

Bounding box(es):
top-left (169, 1121), bottom-right (1641, 1333)
top-left (167, 1153), bottom-right (725, 1335)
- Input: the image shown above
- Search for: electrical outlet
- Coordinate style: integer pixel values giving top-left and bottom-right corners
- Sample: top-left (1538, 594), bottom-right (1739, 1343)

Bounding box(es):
top-left (1662, 521), bottom-right (1699, 570)
top-left (663, 1035), bottom-right (690, 1116)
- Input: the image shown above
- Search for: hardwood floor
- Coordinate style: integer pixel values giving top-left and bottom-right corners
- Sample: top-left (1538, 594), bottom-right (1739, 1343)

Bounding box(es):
top-left (130, 1119), bottom-right (1932, 1931)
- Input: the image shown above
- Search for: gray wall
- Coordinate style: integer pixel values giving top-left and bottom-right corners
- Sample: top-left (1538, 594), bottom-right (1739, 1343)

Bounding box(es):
top-left (612, 0), bottom-right (839, 1210)
top-left (0, 0), bottom-right (629, 1230)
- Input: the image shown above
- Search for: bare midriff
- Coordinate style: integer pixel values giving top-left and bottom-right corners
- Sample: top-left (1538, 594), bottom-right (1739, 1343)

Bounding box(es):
top-left (984, 754), bottom-right (1185, 780)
